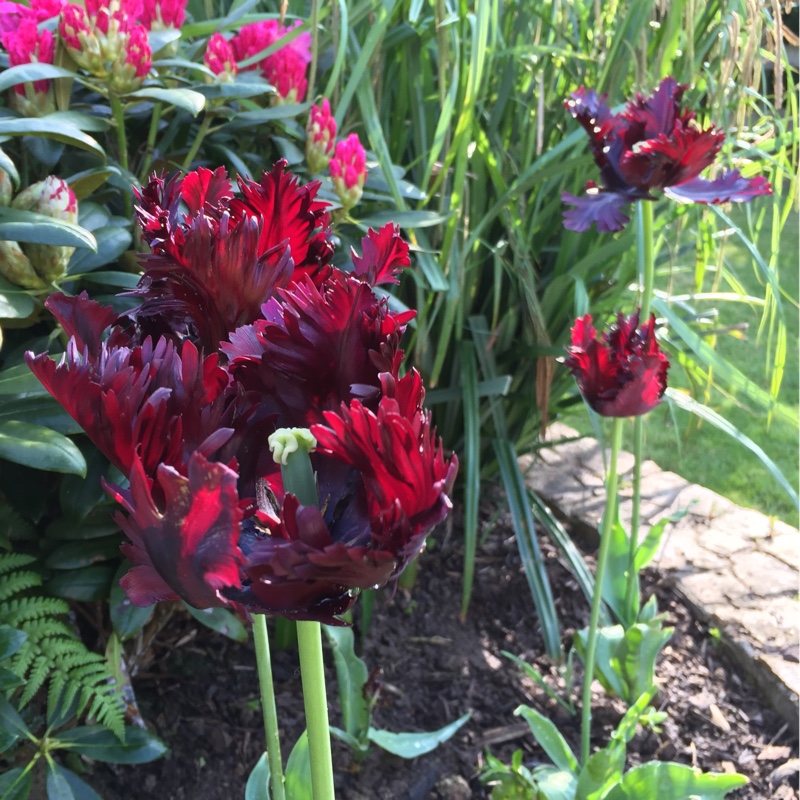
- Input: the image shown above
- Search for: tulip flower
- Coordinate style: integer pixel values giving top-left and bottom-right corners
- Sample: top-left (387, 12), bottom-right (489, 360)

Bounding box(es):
top-left (26, 163), bottom-right (456, 625)
top-left (306, 99), bottom-right (337, 174)
top-left (562, 77), bottom-right (772, 232)
top-left (329, 133), bottom-right (367, 213)
top-left (0, 19), bottom-right (56, 116)
top-left (565, 311), bottom-right (669, 418)
top-left (204, 33), bottom-right (237, 83)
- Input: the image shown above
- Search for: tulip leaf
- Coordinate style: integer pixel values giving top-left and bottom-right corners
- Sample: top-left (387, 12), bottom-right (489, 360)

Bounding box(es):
top-left (0, 626), bottom-right (26, 661)
top-left (575, 741), bottom-right (626, 800)
top-left (125, 87), bottom-right (206, 116)
top-left (45, 565), bottom-right (115, 602)
top-left (0, 63), bottom-right (75, 94)
top-left (109, 562), bottom-right (154, 641)
top-left (0, 420), bottom-right (86, 475)
top-left (367, 712), bottom-right (471, 759)
top-left (0, 208), bottom-right (97, 250)
top-left (0, 119), bottom-right (105, 159)
top-left (54, 725), bottom-right (167, 764)
top-left (602, 762), bottom-right (748, 800)
top-left (244, 752), bottom-right (271, 800)
top-left (46, 761), bottom-right (102, 800)
top-left (322, 624), bottom-right (371, 743)
top-left (514, 705), bottom-right (579, 774)
top-left (534, 767), bottom-right (580, 800)
top-left (600, 515), bottom-right (636, 626)
top-left (633, 509), bottom-right (688, 572)
top-left (0, 766), bottom-right (32, 800)
top-left (284, 731), bottom-right (312, 800)
top-left (183, 602), bottom-right (248, 642)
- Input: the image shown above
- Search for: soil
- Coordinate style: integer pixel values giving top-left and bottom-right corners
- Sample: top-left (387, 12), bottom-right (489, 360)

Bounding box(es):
top-left (85, 498), bottom-right (798, 800)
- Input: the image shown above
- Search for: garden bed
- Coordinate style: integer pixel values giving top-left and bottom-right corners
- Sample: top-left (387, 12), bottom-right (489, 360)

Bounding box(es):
top-left (86, 500), bottom-right (798, 800)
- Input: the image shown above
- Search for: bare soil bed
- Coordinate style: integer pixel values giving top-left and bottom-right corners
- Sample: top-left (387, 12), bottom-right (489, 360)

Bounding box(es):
top-left (89, 502), bottom-right (798, 799)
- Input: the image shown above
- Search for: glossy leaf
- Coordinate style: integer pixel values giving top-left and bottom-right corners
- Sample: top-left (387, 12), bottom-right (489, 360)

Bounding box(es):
top-left (44, 536), bottom-right (122, 569)
top-left (126, 87), bottom-right (206, 116)
top-left (46, 762), bottom-right (101, 800)
top-left (0, 208), bottom-right (96, 250)
top-left (0, 625), bottom-right (27, 660)
top-left (109, 562), bottom-right (154, 641)
top-left (0, 767), bottom-right (32, 800)
top-left (0, 63), bottom-right (75, 93)
top-left (367, 712), bottom-right (471, 758)
top-left (67, 226), bottom-right (132, 274)
top-left (0, 119), bottom-right (105, 159)
top-left (0, 285), bottom-right (35, 318)
top-left (0, 420), bottom-right (86, 475)
top-left (244, 752), bottom-right (271, 800)
top-left (183, 603), bottom-right (248, 642)
top-left (0, 363), bottom-right (51, 397)
top-left (45, 564), bottom-right (115, 601)
top-left (54, 725), bottom-right (167, 764)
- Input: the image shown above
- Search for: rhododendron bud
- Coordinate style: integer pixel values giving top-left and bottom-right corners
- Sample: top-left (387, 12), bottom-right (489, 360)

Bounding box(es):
top-left (108, 21), bottom-right (150, 93)
top-left (141, 0), bottom-right (185, 30)
top-left (329, 133), bottom-right (367, 213)
top-left (12, 176), bottom-right (79, 282)
top-left (204, 33), bottom-right (237, 83)
top-left (0, 241), bottom-right (47, 289)
top-left (264, 46), bottom-right (307, 104)
top-left (565, 311), bottom-right (669, 417)
top-left (306, 99), bottom-right (337, 174)
top-left (0, 169), bottom-right (12, 207)
top-left (60, 4), bottom-right (106, 75)
top-left (0, 19), bottom-right (56, 116)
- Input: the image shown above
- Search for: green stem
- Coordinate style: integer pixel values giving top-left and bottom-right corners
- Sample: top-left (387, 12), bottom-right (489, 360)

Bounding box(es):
top-left (252, 615), bottom-right (286, 800)
top-left (181, 114), bottom-right (213, 172)
top-left (109, 94), bottom-right (132, 218)
top-left (297, 621), bottom-right (336, 800)
top-left (625, 200), bottom-right (656, 619)
top-left (308, 0), bottom-right (320, 102)
top-left (138, 102), bottom-right (163, 184)
top-left (580, 416), bottom-right (624, 765)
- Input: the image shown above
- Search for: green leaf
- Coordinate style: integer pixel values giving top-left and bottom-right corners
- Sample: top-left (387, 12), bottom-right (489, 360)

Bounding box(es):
top-left (600, 515), bottom-right (636, 626)
top-left (0, 285), bottom-right (35, 318)
top-left (0, 208), bottom-right (97, 250)
top-left (575, 741), bottom-right (625, 800)
top-left (0, 397), bottom-right (82, 436)
top-left (0, 119), bottom-right (105, 160)
top-left (54, 725), bottom-right (167, 764)
top-left (322, 624), bottom-right (371, 743)
top-left (367, 712), bottom-right (471, 758)
top-left (356, 210), bottom-right (449, 229)
top-left (0, 766), bottom-right (32, 800)
top-left (0, 420), bottom-right (86, 475)
top-left (0, 364), bottom-right (48, 397)
top-left (244, 752), bottom-right (271, 800)
top-left (611, 687), bottom-right (658, 745)
top-left (45, 564), bottom-right (114, 601)
top-left (46, 762), bottom-right (101, 800)
top-left (0, 666), bottom-right (25, 691)
top-left (183, 602), bottom-right (248, 642)
top-left (46, 510), bottom-right (119, 541)
top-left (109, 562), bottom-right (154, 641)
top-left (514, 705), bottom-right (578, 774)
top-left (44, 536), bottom-right (122, 569)
top-left (125, 87), bottom-right (206, 116)
top-left (0, 64), bottom-right (75, 94)
top-left (0, 694), bottom-right (32, 743)
top-left (44, 111), bottom-right (110, 133)
top-left (224, 104), bottom-right (308, 128)
top-left (194, 80), bottom-right (272, 101)
top-left (284, 731), bottom-right (312, 800)
top-left (574, 626), bottom-right (628, 699)
top-left (603, 762), bottom-right (748, 800)
top-left (534, 767), bottom-right (580, 800)
top-left (617, 621), bottom-right (673, 705)
top-left (0, 625), bottom-right (27, 660)
top-left (67, 226), bottom-right (131, 274)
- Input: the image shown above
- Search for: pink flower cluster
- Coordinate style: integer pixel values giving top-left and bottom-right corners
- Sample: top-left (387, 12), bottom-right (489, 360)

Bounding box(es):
top-left (305, 98), bottom-right (337, 173)
top-left (225, 19), bottom-right (312, 104)
top-left (0, 19), bottom-right (55, 115)
top-left (204, 33), bottom-right (237, 83)
top-left (0, 0), bottom-right (64, 33)
top-left (59, 0), bottom-right (154, 93)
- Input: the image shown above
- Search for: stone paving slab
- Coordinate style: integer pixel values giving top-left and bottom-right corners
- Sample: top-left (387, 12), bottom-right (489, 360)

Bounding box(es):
top-left (521, 422), bottom-right (800, 733)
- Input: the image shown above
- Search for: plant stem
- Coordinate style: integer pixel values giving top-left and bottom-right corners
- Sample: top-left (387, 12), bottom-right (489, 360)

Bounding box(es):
top-left (308, 0), bottom-right (320, 102)
top-left (252, 614), bottom-right (286, 800)
top-left (138, 102), bottom-right (163, 183)
top-left (181, 114), bottom-right (213, 172)
top-left (580, 416), bottom-right (624, 765)
top-left (625, 200), bottom-right (656, 619)
top-left (109, 94), bottom-right (132, 218)
top-left (297, 620), bottom-right (335, 800)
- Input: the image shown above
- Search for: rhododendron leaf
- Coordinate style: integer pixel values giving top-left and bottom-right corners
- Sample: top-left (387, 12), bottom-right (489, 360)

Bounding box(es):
top-left (0, 119), bottom-right (105, 159)
top-left (0, 420), bottom-right (85, 475)
top-left (0, 207), bottom-right (96, 249)
top-left (183, 602), bottom-right (247, 642)
top-left (54, 725), bottom-right (167, 764)
top-left (45, 564), bottom-right (115, 601)
top-left (126, 87), bottom-right (206, 116)
top-left (0, 62), bottom-right (74, 93)
top-left (109, 562), bottom-right (154, 641)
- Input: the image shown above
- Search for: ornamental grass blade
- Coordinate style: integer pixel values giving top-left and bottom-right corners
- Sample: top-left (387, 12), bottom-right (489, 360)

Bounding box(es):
top-left (495, 438), bottom-right (561, 659)
top-left (460, 342), bottom-right (480, 620)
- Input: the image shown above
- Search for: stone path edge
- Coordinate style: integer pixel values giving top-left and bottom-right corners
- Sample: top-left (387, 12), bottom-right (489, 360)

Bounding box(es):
top-left (521, 422), bottom-right (800, 735)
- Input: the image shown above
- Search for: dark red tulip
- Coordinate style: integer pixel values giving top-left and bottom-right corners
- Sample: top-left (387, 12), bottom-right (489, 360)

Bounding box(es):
top-left (562, 78), bottom-right (772, 232)
top-left (565, 311), bottom-right (669, 417)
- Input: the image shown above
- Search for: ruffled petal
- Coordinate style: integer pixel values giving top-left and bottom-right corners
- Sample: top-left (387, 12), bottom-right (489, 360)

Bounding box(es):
top-left (561, 187), bottom-right (634, 233)
top-left (663, 170), bottom-right (773, 205)
top-left (350, 224), bottom-right (410, 286)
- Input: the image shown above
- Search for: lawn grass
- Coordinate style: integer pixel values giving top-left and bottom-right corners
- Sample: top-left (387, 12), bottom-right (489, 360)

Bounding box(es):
top-left (561, 209), bottom-right (799, 526)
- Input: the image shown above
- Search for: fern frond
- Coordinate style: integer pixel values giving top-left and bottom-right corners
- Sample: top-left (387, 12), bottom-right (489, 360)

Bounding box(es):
top-left (0, 596), bottom-right (71, 625)
top-left (0, 553), bottom-right (37, 575)
top-left (0, 570), bottom-right (41, 602)
top-left (0, 504), bottom-right (36, 543)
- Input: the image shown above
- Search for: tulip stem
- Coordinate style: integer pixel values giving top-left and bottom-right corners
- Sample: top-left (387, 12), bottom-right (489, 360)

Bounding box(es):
top-left (581, 416), bottom-right (624, 765)
top-left (297, 621), bottom-right (336, 800)
top-left (109, 94), bottom-right (132, 219)
top-left (625, 200), bottom-right (656, 619)
top-left (252, 614), bottom-right (286, 800)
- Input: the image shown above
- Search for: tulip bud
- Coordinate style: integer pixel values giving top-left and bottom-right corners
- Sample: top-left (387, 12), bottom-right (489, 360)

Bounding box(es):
top-left (0, 241), bottom-right (47, 289)
top-left (329, 134), bottom-right (367, 213)
top-left (12, 176), bottom-right (79, 282)
top-left (204, 33), bottom-right (237, 84)
top-left (0, 19), bottom-right (56, 116)
top-left (305, 99), bottom-right (337, 175)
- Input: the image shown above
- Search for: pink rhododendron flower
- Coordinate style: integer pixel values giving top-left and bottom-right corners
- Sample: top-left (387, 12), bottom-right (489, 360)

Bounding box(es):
top-left (26, 162), bottom-right (457, 624)
top-left (306, 99), bottom-right (337, 174)
top-left (140, 0), bottom-right (185, 30)
top-left (0, 19), bottom-right (56, 115)
top-left (562, 77), bottom-right (773, 232)
top-left (204, 32), bottom-right (237, 83)
top-left (565, 311), bottom-right (669, 417)
top-left (329, 133), bottom-right (367, 213)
